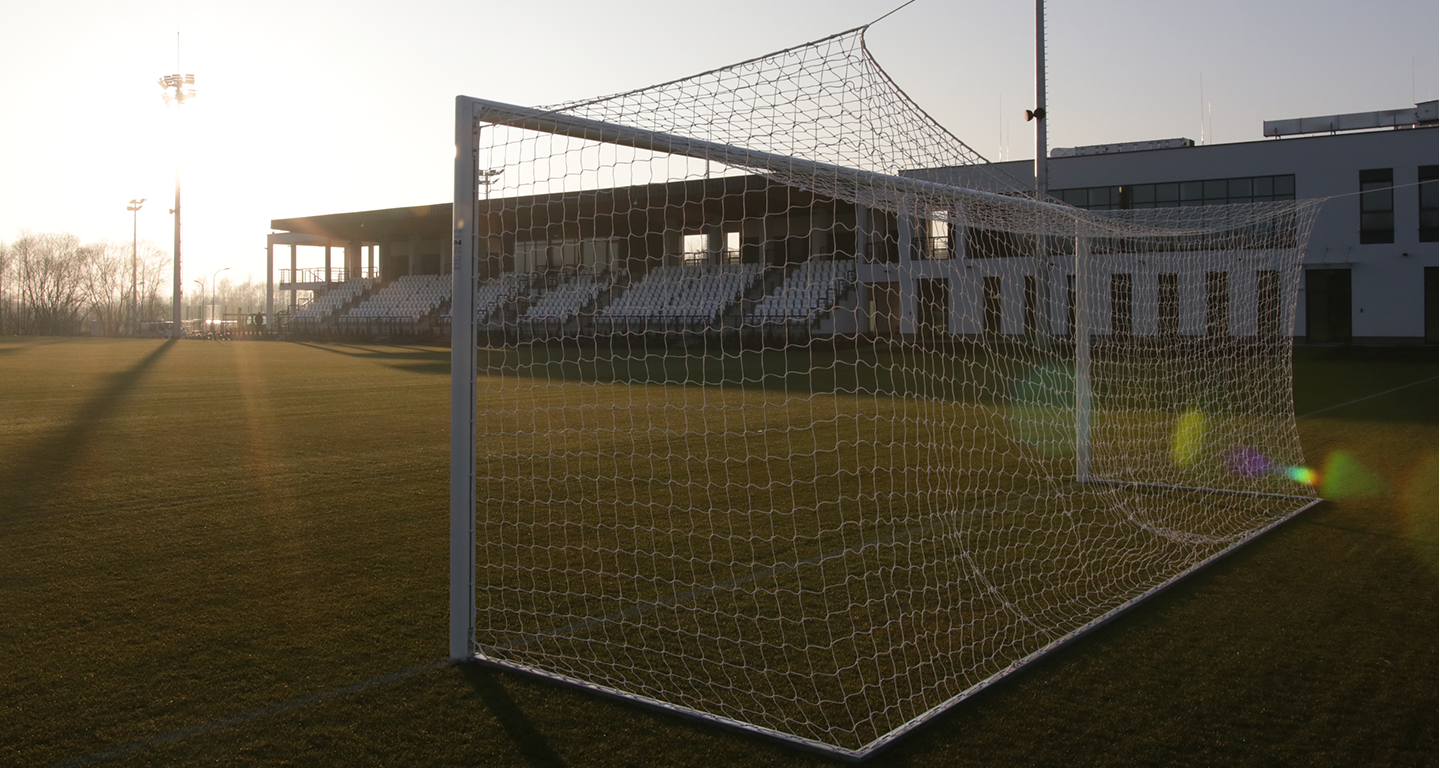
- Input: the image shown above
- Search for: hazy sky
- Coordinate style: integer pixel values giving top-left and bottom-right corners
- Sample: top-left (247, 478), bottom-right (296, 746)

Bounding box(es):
top-left (1, 0), bottom-right (1435, 285)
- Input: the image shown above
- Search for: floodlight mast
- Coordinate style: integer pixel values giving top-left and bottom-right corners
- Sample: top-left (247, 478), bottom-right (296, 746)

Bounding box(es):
top-left (158, 73), bottom-right (196, 339)
top-left (127, 199), bottom-right (145, 335)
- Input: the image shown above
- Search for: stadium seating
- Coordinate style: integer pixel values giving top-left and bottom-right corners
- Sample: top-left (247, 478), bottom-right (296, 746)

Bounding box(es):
top-left (598, 263), bottom-right (760, 325)
top-left (342, 274), bottom-right (450, 324)
top-left (748, 259), bottom-right (855, 323)
top-left (288, 278), bottom-right (372, 325)
top-left (521, 271), bottom-right (609, 323)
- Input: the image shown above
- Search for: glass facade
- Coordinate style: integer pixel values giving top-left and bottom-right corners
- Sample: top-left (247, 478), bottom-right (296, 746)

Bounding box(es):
top-left (1055, 175), bottom-right (1296, 211)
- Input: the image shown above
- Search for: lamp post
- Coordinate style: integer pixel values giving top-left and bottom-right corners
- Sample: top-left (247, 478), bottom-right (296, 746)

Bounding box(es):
top-left (193, 278), bottom-right (204, 335)
top-left (159, 72), bottom-right (196, 339)
top-left (211, 266), bottom-right (230, 334)
top-left (127, 199), bottom-right (145, 335)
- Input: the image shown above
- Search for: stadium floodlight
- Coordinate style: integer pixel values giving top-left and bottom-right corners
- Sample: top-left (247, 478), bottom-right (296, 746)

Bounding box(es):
top-left (158, 72), bottom-right (197, 339)
top-left (451, 23), bottom-right (1323, 759)
top-left (127, 198), bottom-right (145, 335)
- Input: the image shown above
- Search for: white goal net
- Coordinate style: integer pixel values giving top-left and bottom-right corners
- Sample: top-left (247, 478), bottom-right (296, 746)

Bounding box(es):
top-left (449, 25), bottom-right (1321, 758)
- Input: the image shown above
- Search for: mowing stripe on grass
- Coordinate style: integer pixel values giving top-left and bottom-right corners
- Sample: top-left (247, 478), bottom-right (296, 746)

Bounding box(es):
top-left (1298, 375), bottom-right (1437, 419)
top-left (44, 660), bottom-right (449, 768)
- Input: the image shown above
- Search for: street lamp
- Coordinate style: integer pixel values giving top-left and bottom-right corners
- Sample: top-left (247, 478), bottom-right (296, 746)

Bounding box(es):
top-left (127, 198), bottom-right (145, 335)
top-left (159, 72), bottom-right (197, 339)
top-left (211, 266), bottom-right (230, 333)
top-left (193, 278), bottom-right (204, 334)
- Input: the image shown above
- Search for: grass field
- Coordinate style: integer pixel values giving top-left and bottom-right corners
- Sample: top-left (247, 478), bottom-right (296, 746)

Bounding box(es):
top-left (0, 337), bottom-right (1434, 766)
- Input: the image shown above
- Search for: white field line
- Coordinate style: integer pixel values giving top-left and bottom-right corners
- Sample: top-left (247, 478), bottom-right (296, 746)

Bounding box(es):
top-left (1297, 375), bottom-right (1437, 419)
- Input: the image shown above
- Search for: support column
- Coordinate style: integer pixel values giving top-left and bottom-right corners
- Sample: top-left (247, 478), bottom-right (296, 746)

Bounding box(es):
top-left (1075, 236), bottom-right (1092, 483)
top-left (289, 244), bottom-right (298, 313)
top-left (368, 245), bottom-right (376, 279)
top-left (265, 241), bottom-right (274, 329)
top-left (325, 241), bottom-right (333, 284)
top-left (345, 242), bottom-right (361, 280)
top-left (897, 208), bottom-right (916, 335)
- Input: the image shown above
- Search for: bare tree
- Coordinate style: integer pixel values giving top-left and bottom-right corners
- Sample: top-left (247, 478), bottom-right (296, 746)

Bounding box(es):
top-left (11, 233), bottom-right (89, 335)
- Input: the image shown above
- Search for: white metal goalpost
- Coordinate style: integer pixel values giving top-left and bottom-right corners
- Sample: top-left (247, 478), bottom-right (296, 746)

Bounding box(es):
top-left (449, 26), bottom-right (1321, 758)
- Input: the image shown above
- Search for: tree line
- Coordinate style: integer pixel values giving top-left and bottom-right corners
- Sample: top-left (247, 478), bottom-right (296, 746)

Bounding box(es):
top-left (0, 233), bottom-right (267, 336)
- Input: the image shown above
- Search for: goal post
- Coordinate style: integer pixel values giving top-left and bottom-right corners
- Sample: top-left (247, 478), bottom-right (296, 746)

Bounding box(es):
top-left (450, 96), bottom-right (478, 662)
top-left (448, 26), bottom-right (1322, 758)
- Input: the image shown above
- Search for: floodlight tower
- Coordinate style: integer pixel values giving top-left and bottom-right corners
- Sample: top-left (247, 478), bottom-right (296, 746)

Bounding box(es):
top-left (127, 198), bottom-right (145, 335)
top-left (158, 72), bottom-right (196, 339)
top-left (1029, 0), bottom-right (1048, 199)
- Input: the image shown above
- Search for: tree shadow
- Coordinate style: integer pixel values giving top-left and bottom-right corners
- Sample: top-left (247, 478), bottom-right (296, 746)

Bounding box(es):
top-left (0, 339), bottom-right (176, 523)
top-left (455, 662), bottom-right (568, 768)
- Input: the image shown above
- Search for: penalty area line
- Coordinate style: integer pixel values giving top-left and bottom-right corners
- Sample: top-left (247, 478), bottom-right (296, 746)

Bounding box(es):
top-left (1297, 375), bottom-right (1438, 420)
top-left (44, 659), bottom-right (450, 768)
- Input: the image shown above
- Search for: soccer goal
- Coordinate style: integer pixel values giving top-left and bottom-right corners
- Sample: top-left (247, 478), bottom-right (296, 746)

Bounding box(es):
top-left (449, 26), bottom-right (1321, 758)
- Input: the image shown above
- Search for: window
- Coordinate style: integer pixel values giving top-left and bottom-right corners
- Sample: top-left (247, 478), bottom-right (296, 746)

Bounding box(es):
top-left (919, 217), bottom-right (954, 259)
top-left (1055, 175), bottom-right (1294, 211)
top-left (1359, 168), bottom-right (1394, 244)
top-left (1023, 275), bottom-right (1040, 336)
top-left (1110, 273), bottom-right (1132, 337)
top-left (1256, 270), bottom-right (1282, 339)
top-left (1420, 165), bottom-right (1438, 243)
top-left (1157, 273), bottom-right (1179, 338)
top-left (1206, 272), bottom-right (1229, 338)
top-left (983, 276), bottom-right (1003, 334)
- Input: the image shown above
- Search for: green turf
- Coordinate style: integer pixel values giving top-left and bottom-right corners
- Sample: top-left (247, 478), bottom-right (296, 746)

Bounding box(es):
top-left (0, 337), bottom-right (1433, 766)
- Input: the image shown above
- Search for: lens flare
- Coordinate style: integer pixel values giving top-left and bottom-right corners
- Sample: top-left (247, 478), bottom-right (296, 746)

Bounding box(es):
top-left (1171, 410), bottom-right (1207, 466)
top-left (1226, 445), bottom-right (1272, 477)
top-left (1286, 465), bottom-right (1319, 485)
top-left (1319, 450), bottom-right (1386, 499)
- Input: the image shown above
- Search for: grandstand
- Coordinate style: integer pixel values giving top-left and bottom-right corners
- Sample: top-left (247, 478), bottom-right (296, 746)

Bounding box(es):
top-left (597, 264), bottom-right (761, 329)
top-left (286, 278), bottom-right (372, 325)
top-left (476, 272), bottom-right (534, 326)
top-left (520, 270), bottom-right (611, 325)
top-left (748, 259), bottom-right (855, 324)
top-left (340, 274), bottom-right (449, 328)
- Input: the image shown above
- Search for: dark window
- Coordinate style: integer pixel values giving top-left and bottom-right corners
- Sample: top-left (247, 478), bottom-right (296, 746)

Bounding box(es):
top-left (1157, 273), bottom-right (1180, 338)
top-left (1111, 273), bottom-right (1132, 337)
top-left (918, 278), bottom-right (949, 337)
top-left (1055, 175), bottom-right (1294, 211)
top-left (1256, 270), bottom-right (1282, 339)
top-left (1023, 275), bottom-right (1040, 336)
top-left (1420, 165), bottom-right (1438, 243)
top-left (1360, 168), bottom-right (1394, 244)
top-left (1306, 269), bottom-right (1352, 343)
top-left (965, 228), bottom-right (1037, 259)
top-left (1066, 275), bottom-right (1076, 337)
top-left (1206, 272), bottom-right (1229, 338)
top-left (983, 276), bottom-right (1003, 335)
top-left (1426, 267), bottom-right (1437, 343)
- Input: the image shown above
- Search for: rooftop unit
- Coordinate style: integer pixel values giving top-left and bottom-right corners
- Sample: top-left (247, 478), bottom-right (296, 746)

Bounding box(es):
top-left (1263, 100), bottom-right (1438, 137)
top-left (1050, 137), bottom-right (1195, 158)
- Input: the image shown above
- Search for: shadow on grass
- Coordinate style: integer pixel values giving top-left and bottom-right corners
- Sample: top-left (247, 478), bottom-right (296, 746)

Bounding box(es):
top-left (456, 663), bottom-right (568, 768)
top-left (0, 339), bottom-right (175, 522)
top-left (290, 341), bottom-right (450, 376)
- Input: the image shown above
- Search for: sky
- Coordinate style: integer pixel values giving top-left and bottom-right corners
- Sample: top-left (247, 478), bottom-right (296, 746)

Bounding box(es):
top-left (1, 0), bottom-right (1435, 287)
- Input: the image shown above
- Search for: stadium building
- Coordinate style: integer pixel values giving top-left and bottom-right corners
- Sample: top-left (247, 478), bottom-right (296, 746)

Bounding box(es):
top-left (266, 100), bottom-right (1437, 345)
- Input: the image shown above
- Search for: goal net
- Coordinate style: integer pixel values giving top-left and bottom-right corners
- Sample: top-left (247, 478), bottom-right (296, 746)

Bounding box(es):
top-left (449, 25), bottom-right (1321, 758)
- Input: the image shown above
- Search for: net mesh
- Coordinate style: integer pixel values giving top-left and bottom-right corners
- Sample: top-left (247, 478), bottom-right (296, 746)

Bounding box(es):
top-left (460, 26), bottom-right (1320, 756)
